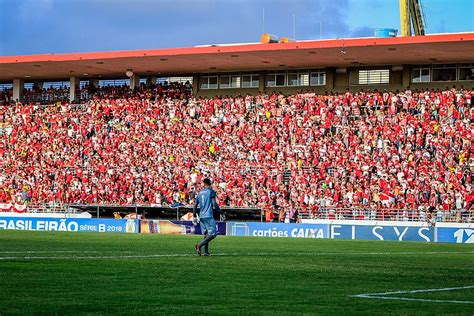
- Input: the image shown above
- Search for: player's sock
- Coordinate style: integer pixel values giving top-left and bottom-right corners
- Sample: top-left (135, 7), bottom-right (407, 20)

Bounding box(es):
top-left (198, 234), bottom-right (216, 249)
top-left (203, 233), bottom-right (208, 254)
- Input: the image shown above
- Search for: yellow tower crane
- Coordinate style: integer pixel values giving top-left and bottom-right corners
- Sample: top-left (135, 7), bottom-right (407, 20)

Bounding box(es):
top-left (399, 0), bottom-right (426, 36)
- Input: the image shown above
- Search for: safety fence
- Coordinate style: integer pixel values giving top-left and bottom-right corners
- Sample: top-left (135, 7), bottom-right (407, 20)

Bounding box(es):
top-left (299, 208), bottom-right (473, 223)
top-left (1, 204), bottom-right (472, 223)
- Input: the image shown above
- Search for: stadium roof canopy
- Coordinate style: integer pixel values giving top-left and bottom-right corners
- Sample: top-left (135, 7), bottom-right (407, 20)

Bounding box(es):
top-left (0, 33), bottom-right (473, 81)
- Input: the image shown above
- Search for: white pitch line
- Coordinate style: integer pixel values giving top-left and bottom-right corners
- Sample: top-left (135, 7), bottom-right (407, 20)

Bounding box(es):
top-left (0, 253), bottom-right (196, 260)
top-left (0, 250), bottom-right (99, 254)
top-left (356, 285), bottom-right (474, 296)
top-left (0, 251), bottom-right (472, 261)
top-left (352, 285), bottom-right (474, 304)
top-left (354, 295), bottom-right (474, 304)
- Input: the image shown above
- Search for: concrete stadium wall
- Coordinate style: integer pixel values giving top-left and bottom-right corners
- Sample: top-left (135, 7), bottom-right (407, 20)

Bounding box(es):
top-left (195, 88), bottom-right (261, 98)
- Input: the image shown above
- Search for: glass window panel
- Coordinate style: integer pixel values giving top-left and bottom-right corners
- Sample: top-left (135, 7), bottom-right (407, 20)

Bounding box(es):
top-left (432, 68), bottom-right (456, 81)
top-left (459, 67), bottom-right (474, 81)
top-left (412, 67), bottom-right (430, 83)
top-left (287, 73), bottom-right (298, 86)
top-left (231, 75), bottom-right (240, 88)
top-left (200, 79), bottom-right (208, 89)
top-left (358, 69), bottom-right (389, 85)
top-left (359, 71), bottom-right (369, 85)
top-left (319, 73), bottom-right (326, 85)
top-left (242, 75), bottom-right (251, 88)
top-left (310, 70), bottom-right (326, 86)
top-left (251, 75), bottom-right (259, 87)
top-left (421, 69), bottom-right (430, 82)
top-left (208, 76), bottom-right (218, 89)
top-left (220, 76), bottom-right (230, 88)
top-left (310, 72), bottom-right (321, 86)
top-left (266, 74), bottom-right (276, 87)
top-left (276, 74), bottom-right (286, 86)
top-left (298, 73), bottom-right (309, 86)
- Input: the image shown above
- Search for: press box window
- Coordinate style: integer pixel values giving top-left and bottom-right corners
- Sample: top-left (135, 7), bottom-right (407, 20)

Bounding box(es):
top-left (99, 79), bottom-right (130, 87)
top-left (200, 75), bottom-right (218, 89)
top-left (43, 81), bottom-right (70, 89)
top-left (412, 65), bottom-right (430, 83)
top-left (458, 63), bottom-right (474, 81)
top-left (358, 69), bottom-right (389, 85)
top-left (0, 83), bottom-right (13, 91)
top-left (242, 74), bottom-right (259, 88)
top-left (266, 72), bottom-right (286, 87)
top-left (220, 73), bottom-right (241, 89)
top-left (168, 77), bottom-right (194, 84)
top-left (287, 71), bottom-right (309, 86)
top-left (310, 70), bottom-right (326, 86)
top-left (432, 64), bottom-right (457, 82)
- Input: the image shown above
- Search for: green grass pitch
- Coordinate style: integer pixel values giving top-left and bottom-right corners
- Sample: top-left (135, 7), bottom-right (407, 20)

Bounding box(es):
top-left (0, 230), bottom-right (473, 315)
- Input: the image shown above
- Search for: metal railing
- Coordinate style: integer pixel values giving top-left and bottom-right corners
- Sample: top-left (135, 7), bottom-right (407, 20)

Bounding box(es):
top-left (1, 203), bottom-right (472, 223)
top-left (295, 208), bottom-right (472, 223)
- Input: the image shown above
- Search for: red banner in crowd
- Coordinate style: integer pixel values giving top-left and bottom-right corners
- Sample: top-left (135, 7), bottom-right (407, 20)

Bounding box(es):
top-left (0, 203), bottom-right (27, 213)
top-left (0, 203), bottom-right (12, 212)
top-left (14, 203), bottom-right (27, 213)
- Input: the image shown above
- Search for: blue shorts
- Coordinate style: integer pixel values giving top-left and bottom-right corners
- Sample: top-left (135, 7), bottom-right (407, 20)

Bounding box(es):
top-left (200, 217), bottom-right (217, 236)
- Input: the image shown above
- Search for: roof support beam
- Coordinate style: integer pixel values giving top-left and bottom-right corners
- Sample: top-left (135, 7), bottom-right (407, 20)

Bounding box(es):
top-left (146, 76), bottom-right (157, 85)
top-left (70, 77), bottom-right (80, 103)
top-left (13, 79), bottom-right (24, 102)
top-left (130, 74), bottom-right (139, 90)
top-left (192, 74), bottom-right (199, 95)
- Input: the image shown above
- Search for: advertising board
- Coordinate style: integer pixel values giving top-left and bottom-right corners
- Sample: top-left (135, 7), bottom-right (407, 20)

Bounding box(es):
top-left (435, 223), bottom-right (474, 243)
top-left (0, 217), bottom-right (138, 233)
top-left (139, 220), bottom-right (226, 235)
top-left (227, 222), bottom-right (329, 239)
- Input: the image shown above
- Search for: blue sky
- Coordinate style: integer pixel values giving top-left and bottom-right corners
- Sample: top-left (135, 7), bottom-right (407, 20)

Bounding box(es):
top-left (0, 0), bottom-right (472, 56)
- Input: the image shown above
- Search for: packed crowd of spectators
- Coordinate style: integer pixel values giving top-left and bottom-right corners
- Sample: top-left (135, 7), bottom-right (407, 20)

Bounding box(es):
top-left (21, 86), bottom-right (70, 104)
top-left (0, 83), bottom-right (472, 221)
top-left (14, 80), bottom-right (193, 105)
top-left (0, 88), bottom-right (13, 106)
top-left (79, 81), bottom-right (192, 103)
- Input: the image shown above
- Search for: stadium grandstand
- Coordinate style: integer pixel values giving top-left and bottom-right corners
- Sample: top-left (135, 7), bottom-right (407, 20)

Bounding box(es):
top-left (0, 32), bottom-right (473, 222)
top-left (2, 0), bottom-right (474, 313)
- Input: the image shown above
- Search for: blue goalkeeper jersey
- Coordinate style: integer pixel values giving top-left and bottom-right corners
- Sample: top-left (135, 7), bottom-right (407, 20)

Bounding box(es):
top-left (194, 188), bottom-right (221, 219)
